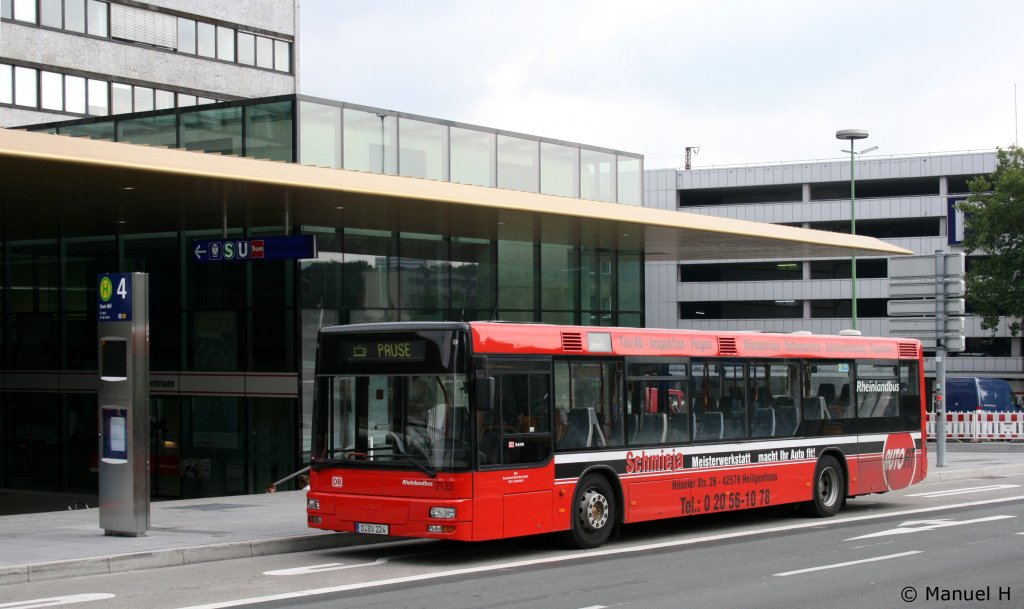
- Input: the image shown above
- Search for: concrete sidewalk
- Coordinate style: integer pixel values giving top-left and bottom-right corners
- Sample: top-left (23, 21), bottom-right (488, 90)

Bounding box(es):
top-left (2, 446), bottom-right (1023, 586)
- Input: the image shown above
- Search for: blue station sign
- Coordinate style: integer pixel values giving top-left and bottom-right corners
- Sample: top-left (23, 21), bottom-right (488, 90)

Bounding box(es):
top-left (192, 235), bottom-right (317, 263)
top-left (97, 273), bottom-right (132, 322)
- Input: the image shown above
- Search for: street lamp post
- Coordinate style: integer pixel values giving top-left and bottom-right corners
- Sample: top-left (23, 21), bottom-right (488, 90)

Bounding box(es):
top-left (835, 129), bottom-right (875, 331)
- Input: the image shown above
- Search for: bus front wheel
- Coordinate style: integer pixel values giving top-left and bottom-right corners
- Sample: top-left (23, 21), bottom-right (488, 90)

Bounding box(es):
top-left (567, 474), bottom-right (616, 549)
top-left (803, 455), bottom-right (844, 517)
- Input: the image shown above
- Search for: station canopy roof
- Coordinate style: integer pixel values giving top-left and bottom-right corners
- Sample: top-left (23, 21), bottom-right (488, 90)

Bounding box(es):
top-left (0, 129), bottom-right (911, 261)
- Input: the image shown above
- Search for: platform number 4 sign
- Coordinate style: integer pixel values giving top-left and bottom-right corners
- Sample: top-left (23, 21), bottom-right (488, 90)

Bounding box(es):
top-left (97, 273), bottom-right (133, 322)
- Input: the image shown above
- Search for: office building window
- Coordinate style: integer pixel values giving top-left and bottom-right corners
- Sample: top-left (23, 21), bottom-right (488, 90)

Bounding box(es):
top-left (197, 22), bottom-right (216, 58)
top-left (178, 18), bottom-right (196, 54)
top-left (40, 71), bottom-right (64, 111)
top-left (155, 89), bottom-right (174, 110)
top-left (40, 0), bottom-right (62, 28)
top-left (274, 39), bottom-right (290, 72)
top-left (14, 66), bottom-right (37, 107)
top-left (0, 64), bottom-right (12, 104)
top-left (65, 75), bottom-right (86, 113)
top-left (87, 78), bottom-right (107, 115)
top-left (111, 82), bottom-right (131, 114)
top-left (64, 0), bottom-right (85, 32)
top-left (133, 86), bottom-right (154, 112)
top-left (86, 0), bottom-right (106, 37)
top-left (237, 32), bottom-right (255, 65)
top-left (255, 36), bottom-right (273, 69)
top-left (13, 0), bottom-right (36, 23)
top-left (217, 25), bottom-right (234, 61)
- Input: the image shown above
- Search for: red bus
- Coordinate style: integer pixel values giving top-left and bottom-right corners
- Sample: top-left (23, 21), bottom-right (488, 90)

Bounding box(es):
top-left (307, 322), bottom-right (926, 548)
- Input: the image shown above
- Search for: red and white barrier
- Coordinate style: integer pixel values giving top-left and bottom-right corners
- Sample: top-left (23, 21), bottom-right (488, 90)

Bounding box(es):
top-left (927, 412), bottom-right (1024, 441)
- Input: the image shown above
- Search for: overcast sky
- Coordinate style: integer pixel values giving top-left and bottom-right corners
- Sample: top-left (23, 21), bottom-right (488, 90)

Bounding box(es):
top-left (298, 0), bottom-right (1024, 170)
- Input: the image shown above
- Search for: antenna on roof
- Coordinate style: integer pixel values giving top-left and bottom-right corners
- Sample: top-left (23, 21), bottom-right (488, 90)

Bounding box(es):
top-left (684, 146), bottom-right (701, 170)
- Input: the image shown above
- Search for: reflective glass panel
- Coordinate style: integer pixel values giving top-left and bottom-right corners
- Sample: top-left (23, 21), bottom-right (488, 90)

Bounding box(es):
top-left (450, 237), bottom-right (495, 315)
top-left (14, 66), bottom-right (37, 107)
top-left (344, 228), bottom-right (396, 311)
top-left (497, 239), bottom-right (534, 311)
top-left (117, 114), bottom-right (177, 147)
top-left (197, 22), bottom-right (215, 58)
top-left (86, 0), bottom-right (106, 37)
top-left (399, 233), bottom-right (447, 311)
top-left (1, 0), bottom-right (10, 19)
top-left (65, 75), bottom-right (86, 113)
top-left (155, 89), bottom-right (174, 110)
top-left (255, 36), bottom-right (273, 69)
top-left (343, 108), bottom-right (396, 174)
top-left (618, 251), bottom-right (642, 313)
top-left (111, 82), bottom-right (131, 114)
top-left (177, 93), bottom-right (196, 107)
top-left (40, 0), bottom-right (62, 28)
top-left (133, 86), bottom-right (154, 112)
top-left (0, 64), bottom-right (12, 105)
top-left (13, 0), bottom-right (35, 23)
top-left (450, 127), bottom-right (495, 187)
top-left (237, 32), bottom-right (255, 65)
top-left (59, 121), bottom-right (114, 140)
top-left (497, 135), bottom-right (539, 192)
top-left (41, 72), bottom-right (63, 110)
top-left (581, 149), bottom-right (616, 203)
top-left (298, 101), bottom-right (341, 168)
top-left (617, 156), bottom-right (642, 205)
top-left (274, 39), bottom-right (290, 72)
top-left (177, 18), bottom-right (196, 53)
top-left (217, 25), bottom-right (234, 61)
top-left (541, 142), bottom-right (579, 198)
top-left (541, 243), bottom-right (576, 311)
top-left (180, 106), bottom-right (243, 156)
top-left (245, 100), bottom-right (293, 162)
top-left (87, 79), bottom-right (107, 115)
top-left (64, 0), bottom-right (85, 32)
top-left (399, 118), bottom-right (446, 180)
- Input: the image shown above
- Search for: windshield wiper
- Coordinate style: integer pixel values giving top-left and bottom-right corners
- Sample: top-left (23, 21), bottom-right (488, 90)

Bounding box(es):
top-left (395, 453), bottom-right (436, 478)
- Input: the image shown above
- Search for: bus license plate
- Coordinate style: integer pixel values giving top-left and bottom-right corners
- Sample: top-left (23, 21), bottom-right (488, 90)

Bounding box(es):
top-left (356, 523), bottom-right (389, 535)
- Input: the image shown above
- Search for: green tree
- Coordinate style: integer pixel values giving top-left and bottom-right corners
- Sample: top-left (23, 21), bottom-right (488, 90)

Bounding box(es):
top-left (958, 145), bottom-right (1024, 335)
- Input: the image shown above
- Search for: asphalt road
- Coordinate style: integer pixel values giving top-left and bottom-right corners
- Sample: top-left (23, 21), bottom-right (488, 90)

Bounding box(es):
top-left (4, 471), bottom-right (1023, 609)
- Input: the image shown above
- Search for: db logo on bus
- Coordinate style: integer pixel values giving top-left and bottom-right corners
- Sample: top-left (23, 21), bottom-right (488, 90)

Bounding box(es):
top-left (882, 433), bottom-right (916, 491)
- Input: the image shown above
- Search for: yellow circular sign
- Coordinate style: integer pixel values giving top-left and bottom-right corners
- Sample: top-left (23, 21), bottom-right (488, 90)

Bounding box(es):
top-left (99, 276), bottom-right (113, 302)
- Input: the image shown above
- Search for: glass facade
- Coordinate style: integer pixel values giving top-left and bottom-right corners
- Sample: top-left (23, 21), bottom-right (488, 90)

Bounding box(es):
top-left (28, 95), bottom-right (643, 204)
top-left (4, 94), bottom-right (646, 504)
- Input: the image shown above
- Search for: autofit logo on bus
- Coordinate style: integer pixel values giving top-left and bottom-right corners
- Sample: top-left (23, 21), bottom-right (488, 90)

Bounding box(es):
top-left (625, 449), bottom-right (684, 474)
top-left (882, 432), bottom-right (916, 490)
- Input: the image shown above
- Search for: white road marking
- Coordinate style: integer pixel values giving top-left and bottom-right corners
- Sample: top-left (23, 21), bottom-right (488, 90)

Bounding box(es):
top-left (0, 594), bottom-right (115, 609)
top-left (845, 515), bottom-right (1016, 540)
top-left (906, 484), bottom-right (1020, 498)
top-left (772, 551), bottom-right (922, 577)
top-left (264, 559), bottom-right (388, 576)
top-left (176, 494), bottom-right (1024, 609)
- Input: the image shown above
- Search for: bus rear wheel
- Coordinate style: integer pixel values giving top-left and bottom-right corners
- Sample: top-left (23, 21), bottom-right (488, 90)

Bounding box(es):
top-left (803, 455), bottom-right (844, 517)
top-left (567, 474), bottom-right (616, 549)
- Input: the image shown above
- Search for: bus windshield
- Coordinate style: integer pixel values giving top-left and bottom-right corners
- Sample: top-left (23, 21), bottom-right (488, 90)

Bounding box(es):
top-left (314, 373), bottom-right (472, 474)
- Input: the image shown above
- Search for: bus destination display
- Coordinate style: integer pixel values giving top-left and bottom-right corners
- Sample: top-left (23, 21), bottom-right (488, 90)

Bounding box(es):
top-left (343, 339), bottom-right (426, 362)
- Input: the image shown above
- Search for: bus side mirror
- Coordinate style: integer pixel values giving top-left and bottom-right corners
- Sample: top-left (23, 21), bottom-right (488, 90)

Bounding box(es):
top-left (475, 376), bottom-right (495, 411)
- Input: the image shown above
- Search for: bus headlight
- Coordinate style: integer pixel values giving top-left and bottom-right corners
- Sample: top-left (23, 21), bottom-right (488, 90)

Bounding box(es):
top-left (429, 506), bottom-right (456, 519)
top-left (307, 498), bottom-right (320, 510)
